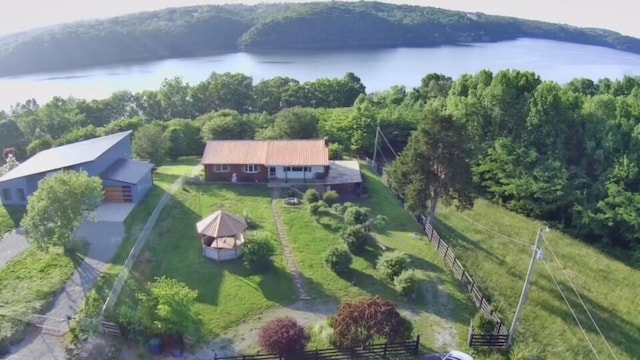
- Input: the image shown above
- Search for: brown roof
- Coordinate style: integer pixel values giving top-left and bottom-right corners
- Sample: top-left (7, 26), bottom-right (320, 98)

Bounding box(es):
top-left (201, 139), bottom-right (329, 166)
top-left (196, 210), bottom-right (248, 238)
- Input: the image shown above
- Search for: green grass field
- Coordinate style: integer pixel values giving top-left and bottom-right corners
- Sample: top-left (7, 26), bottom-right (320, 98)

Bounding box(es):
top-left (111, 182), bottom-right (296, 339)
top-left (279, 166), bottom-right (475, 353)
top-left (436, 199), bottom-right (640, 359)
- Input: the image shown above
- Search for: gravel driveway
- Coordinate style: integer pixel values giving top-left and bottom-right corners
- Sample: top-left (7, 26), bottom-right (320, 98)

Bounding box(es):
top-left (5, 220), bottom-right (125, 360)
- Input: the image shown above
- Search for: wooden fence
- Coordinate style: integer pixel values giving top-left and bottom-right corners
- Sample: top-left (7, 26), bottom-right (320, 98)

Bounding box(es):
top-left (213, 336), bottom-right (420, 360)
top-left (377, 167), bottom-right (509, 348)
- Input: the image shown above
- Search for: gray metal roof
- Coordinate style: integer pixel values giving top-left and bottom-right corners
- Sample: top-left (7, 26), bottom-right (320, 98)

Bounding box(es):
top-left (101, 159), bottom-right (154, 184)
top-left (0, 131), bottom-right (132, 183)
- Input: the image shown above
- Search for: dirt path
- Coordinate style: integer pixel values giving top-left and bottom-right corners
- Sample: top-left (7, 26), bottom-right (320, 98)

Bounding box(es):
top-left (270, 189), bottom-right (309, 300)
top-left (421, 279), bottom-right (459, 350)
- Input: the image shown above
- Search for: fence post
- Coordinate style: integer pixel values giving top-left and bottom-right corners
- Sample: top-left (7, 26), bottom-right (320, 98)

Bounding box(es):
top-left (460, 269), bottom-right (465, 282)
top-left (383, 343), bottom-right (387, 356)
top-left (468, 320), bottom-right (474, 347)
top-left (414, 335), bottom-right (420, 355)
top-left (437, 236), bottom-right (441, 251)
top-left (429, 223), bottom-right (434, 239)
top-left (443, 244), bottom-right (449, 262)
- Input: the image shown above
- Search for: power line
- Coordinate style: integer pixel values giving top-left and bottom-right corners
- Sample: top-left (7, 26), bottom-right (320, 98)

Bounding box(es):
top-left (541, 234), bottom-right (619, 360)
top-left (541, 259), bottom-right (601, 359)
top-left (377, 128), bottom-right (399, 158)
top-left (456, 213), bottom-right (533, 247)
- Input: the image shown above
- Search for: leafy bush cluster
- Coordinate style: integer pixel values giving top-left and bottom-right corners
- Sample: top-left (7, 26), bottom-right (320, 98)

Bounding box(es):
top-left (243, 231), bottom-right (276, 271)
top-left (376, 251), bottom-right (409, 281)
top-left (258, 317), bottom-right (309, 359)
top-left (322, 190), bottom-right (339, 206)
top-left (344, 206), bottom-right (370, 226)
top-left (323, 246), bottom-right (352, 274)
top-left (473, 313), bottom-right (497, 334)
top-left (393, 269), bottom-right (418, 296)
top-left (340, 225), bottom-right (369, 254)
top-left (308, 201), bottom-right (327, 220)
top-left (303, 189), bottom-right (320, 204)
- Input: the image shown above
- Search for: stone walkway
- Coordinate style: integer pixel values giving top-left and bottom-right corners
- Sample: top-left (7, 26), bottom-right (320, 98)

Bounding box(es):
top-left (0, 228), bottom-right (30, 269)
top-left (270, 189), bottom-right (309, 300)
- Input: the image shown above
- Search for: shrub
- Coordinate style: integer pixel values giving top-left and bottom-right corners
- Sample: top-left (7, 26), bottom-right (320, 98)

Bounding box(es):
top-left (243, 209), bottom-right (259, 229)
top-left (376, 251), bottom-right (409, 281)
top-left (394, 269), bottom-right (418, 295)
top-left (324, 246), bottom-right (352, 274)
top-left (308, 201), bottom-right (327, 220)
top-left (341, 225), bottom-right (368, 254)
top-left (333, 296), bottom-right (408, 347)
top-left (258, 317), bottom-right (309, 359)
top-left (473, 313), bottom-right (497, 334)
top-left (243, 232), bottom-right (276, 271)
top-left (344, 206), bottom-right (370, 226)
top-left (310, 320), bottom-right (335, 348)
top-left (303, 189), bottom-right (320, 204)
top-left (322, 190), bottom-right (340, 206)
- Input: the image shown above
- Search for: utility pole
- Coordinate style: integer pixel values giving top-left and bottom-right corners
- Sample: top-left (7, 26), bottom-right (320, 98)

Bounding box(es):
top-left (372, 126), bottom-right (380, 171)
top-left (508, 227), bottom-right (544, 344)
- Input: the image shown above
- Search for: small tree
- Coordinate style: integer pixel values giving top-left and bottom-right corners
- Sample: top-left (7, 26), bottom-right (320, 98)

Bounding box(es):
top-left (258, 317), bottom-right (309, 358)
top-left (22, 171), bottom-right (103, 251)
top-left (376, 251), bottom-right (410, 281)
top-left (303, 189), bottom-right (320, 204)
top-left (341, 225), bottom-right (368, 254)
top-left (322, 190), bottom-right (339, 206)
top-left (333, 296), bottom-right (408, 347)
top-left (394, 269), bottom-right (418, 296)
top-left (243, 232), bottom-right (276, 271)
top-left (308, 201), bottom-right (327, 221)
top-left (344, 206), bottom-right (370, 226)
top-left (139, 277), bottom-right (200, 338)
top-left (133, 124), bottom-right (169, 166)
top-left (324, 246), bottom-right (352, 274)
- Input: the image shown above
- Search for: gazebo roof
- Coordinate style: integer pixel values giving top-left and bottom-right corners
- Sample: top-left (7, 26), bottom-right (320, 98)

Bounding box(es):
top-left (196, 210), bottom-right (248, 238)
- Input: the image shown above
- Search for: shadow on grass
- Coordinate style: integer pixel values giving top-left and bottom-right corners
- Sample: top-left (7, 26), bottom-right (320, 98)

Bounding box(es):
top-left (406, 254), bottom-right (443, 274)
top-left (299, 273), bottom-right (340, 304)
top-left (341, 268), bottom-right (398, 300)
top-left (536, 279), bottom-right (640, 357)
top-left (434, 219), bottom-right (504, 266)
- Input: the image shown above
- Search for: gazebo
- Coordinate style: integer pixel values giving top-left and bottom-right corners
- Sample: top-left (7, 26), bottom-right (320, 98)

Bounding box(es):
top-left (196, 210), bottom-right (248, 261)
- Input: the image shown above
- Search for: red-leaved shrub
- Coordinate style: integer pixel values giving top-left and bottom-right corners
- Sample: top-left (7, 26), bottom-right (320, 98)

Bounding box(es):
top-left (258, 317), bottom-right (309, 358)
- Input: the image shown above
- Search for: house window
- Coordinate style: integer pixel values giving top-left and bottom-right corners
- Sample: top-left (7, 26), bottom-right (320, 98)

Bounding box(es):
top-left (291, 167), bottom-right (304, 172)
top-left (244, 164), bottom-right (260, 173)
top-left (2, 188), bottom-right (11, 201)
top-left (17, 189), bottom-right (25, 201)
top-left (214, 165), bottom-right (229, 172)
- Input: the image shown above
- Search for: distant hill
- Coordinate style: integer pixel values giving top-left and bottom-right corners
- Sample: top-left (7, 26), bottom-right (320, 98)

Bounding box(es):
top-left (1, 1), bottom-right (639, 76)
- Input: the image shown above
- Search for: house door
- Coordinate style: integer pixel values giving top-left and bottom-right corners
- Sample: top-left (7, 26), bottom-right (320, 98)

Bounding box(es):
top-left (269, 167), bottom-right (276, 178)
top-left (104, 186), bottom-right (133, 203)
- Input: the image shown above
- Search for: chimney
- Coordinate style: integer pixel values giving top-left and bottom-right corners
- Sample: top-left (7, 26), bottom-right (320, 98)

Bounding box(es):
top-left (323, 137), bottom-right (330, 147)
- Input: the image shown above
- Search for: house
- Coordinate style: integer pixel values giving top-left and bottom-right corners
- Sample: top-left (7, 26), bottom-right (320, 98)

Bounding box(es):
top-left (201, 139), bottom-right (363, 194)
top-left (0, 131), bottom-right (154, 206)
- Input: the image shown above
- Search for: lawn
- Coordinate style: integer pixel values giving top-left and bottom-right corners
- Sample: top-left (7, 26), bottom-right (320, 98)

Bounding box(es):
top-left (436, 199), bottom-right (640, 359)
top-left (278, 165), bottom-right (475, 353)
top-left (112, 183), bottom-right (296, 340)
top-left (80, 158), bottom-right (202, 320)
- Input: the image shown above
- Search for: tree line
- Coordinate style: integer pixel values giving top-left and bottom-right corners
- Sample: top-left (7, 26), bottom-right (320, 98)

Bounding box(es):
top-left (3, 70), bottom-right (640, 256)
top-left (1, 1), bottom-right (640, 76)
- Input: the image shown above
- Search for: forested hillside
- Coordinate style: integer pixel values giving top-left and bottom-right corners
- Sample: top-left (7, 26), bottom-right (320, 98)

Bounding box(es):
top-left (2, 70), bottom-right (640, 264)
top-left (1, 1), bottom-right (640, 75)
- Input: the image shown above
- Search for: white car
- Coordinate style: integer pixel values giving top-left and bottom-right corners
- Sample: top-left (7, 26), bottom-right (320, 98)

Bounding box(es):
top-left (422, 350), bottom-right (474, 360)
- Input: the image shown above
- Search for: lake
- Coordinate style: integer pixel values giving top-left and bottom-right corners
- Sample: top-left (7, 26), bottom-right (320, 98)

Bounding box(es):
top-left (2, 38), bottom-right (640, 111)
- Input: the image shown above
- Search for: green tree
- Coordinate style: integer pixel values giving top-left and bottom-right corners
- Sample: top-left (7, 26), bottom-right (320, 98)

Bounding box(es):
top-left (158, 76), bottom-right (193, 119)
top-left (199, 110), bottom-right (255, 140)
top-left (0, 154), bottom-right (19, 176)
top-left (273, 107), bottom-right (319, 139)
top-left (254, 76), bottom-right (301, 114)
top-left (208, 72), bottom-right (254, 112)
top-left (139, 277), bottom-right (200, 338)
top-left (21, 171), bottom-right (103, 250)
top-left (133, 125), bottom-right (169, 166)
top-left (0, 119), bottom-right (26, 159)
top-left (389, 107), bottom-right (474, 224)
top-left (349, 95), bottom-right (377, 155)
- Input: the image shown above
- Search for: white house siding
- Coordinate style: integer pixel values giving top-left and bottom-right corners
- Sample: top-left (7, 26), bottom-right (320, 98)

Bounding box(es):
top-left (273, 166), bottom-right (324, 180)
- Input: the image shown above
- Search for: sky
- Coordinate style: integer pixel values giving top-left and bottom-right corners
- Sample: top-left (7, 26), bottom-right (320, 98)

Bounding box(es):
top-left (0, 0), bottom-right (637, 38)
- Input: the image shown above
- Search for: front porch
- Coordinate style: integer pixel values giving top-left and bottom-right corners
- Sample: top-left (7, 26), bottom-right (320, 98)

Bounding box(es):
top-left (266, 160), bottom-right (363, 188)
